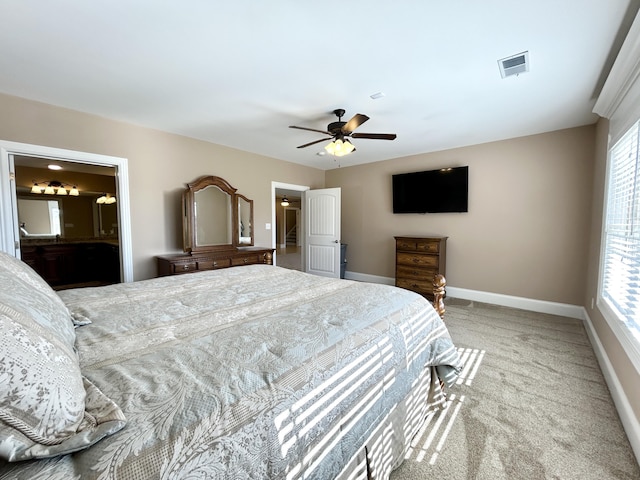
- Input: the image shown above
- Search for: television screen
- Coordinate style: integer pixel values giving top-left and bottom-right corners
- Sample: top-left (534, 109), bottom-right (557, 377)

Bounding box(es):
top-left (392, 166), bottom-right (468, 213)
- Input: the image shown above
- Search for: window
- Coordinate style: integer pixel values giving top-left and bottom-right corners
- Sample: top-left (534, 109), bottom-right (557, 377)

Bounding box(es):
top-left (601, 119), bottom-right (640, 350)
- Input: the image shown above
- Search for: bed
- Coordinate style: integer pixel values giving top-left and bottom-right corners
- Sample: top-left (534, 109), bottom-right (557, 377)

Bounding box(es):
top-left (0, 252), bottom-right (462, 479)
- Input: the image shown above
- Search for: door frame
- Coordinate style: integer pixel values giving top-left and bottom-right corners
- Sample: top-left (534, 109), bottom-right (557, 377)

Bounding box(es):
top-left (272, 181), bottom-right (309, 268)
top-left (0, 140), bottom-right (134, 282)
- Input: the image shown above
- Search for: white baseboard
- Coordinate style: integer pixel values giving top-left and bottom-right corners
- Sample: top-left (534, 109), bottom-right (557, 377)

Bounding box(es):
top-left (344, 271), bottom-right (395, 285)
top-left (583, 310), bottom-right (640, 465)
top-left (344, 271), bottom-right (639, 463)
top-left (345, 273), bottom-right (584, 319)
top-left (445, 286), bottom-right (585, 320)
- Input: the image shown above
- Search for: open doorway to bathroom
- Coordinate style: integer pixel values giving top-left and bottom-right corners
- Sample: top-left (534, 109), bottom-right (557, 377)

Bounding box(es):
top-left (0, 141), bottom-right (133, 288)
top-left (14, 156), bottom-right (121, 290)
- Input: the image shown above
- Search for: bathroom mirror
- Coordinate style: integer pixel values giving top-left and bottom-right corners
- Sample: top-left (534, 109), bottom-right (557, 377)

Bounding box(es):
top-left (17, 197), bottom-right (62, 237)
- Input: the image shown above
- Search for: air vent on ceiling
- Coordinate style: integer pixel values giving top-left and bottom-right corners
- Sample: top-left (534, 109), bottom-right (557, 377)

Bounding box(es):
top-left (498, 51), bottom-right (529, 78)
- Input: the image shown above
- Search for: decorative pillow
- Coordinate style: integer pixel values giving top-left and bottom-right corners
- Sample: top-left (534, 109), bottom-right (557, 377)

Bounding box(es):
top-left (0, 252), bottom-right (76, 348)
top-left (0, 252), bottom-right (126, 461)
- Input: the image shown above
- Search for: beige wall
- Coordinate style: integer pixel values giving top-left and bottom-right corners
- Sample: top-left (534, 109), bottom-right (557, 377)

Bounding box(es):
top-left (2, 92), bottom-right (638, 439)
top-left (326, 126), bottom-right (595, 305)
top-left (586, 118), bottom-right (640, 423)
top-left (0, 93), bottom-right (325, 279)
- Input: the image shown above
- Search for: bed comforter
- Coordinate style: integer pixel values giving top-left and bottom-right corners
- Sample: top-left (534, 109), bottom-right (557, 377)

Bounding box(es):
top-left (1, 264), bottom-right (461, 479)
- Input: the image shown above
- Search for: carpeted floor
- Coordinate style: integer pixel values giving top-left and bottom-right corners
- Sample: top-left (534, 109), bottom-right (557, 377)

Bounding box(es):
top-left (275, 248), bottom-right (302, 271)
top-left (391, 298), bottom-right (640, 480)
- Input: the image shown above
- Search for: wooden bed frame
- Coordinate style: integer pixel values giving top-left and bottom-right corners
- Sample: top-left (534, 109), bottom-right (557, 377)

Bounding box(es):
top-left (432, 273), bottom-right (447, 318)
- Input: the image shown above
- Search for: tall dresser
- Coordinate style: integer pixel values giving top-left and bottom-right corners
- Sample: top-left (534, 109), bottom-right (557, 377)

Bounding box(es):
top-left (394, 236), bottom-right (447, 300)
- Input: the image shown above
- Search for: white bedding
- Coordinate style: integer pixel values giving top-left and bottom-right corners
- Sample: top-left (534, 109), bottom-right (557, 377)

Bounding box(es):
top-left (1, 264), bottom-right (461, 479)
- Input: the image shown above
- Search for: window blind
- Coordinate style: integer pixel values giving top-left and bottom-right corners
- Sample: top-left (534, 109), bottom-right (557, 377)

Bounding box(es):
top-left (602, 119), bottom-right (640, 341)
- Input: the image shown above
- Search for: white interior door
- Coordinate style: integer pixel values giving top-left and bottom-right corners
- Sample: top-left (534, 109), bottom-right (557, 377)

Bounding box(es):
top-left (304, 187), bottom-right (341, 278)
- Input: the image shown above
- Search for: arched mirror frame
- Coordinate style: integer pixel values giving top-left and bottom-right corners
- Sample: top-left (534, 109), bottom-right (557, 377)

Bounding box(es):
top-left (183, 175), bottom-right (238, 253)
top-left (183, 175), bottom-right (256, 254)
top-left (235, 193), bottom-right (254, 246)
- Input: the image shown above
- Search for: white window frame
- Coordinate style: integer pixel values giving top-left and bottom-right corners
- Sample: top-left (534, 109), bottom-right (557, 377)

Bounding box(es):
top-left (592, 9), bottom-right (640, 372)
top-left (598, 121), bottom-right (640, 370)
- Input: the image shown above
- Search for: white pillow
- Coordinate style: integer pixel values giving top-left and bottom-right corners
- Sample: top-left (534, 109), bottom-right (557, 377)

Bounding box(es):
top-left (0, 252), bottom-right (125, 461)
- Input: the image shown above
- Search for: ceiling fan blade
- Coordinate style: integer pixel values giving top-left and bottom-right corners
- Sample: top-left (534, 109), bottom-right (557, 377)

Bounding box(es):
top-left (351, 132), bottom-right (397, 140)
top-left (289, 125), bottom-right (332, 135)
top-left (297, 138), bottom-right (331, 149)
top-left (341, 114), bottom-right (369, 134)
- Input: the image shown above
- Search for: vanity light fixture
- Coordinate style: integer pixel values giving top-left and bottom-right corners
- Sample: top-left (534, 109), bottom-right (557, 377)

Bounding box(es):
top-left (280, 196), bottom-right (289, 207)
top-left (31, 180), bottom-right (79, 196)
top-left (96, 193), bottom-right (116, 204)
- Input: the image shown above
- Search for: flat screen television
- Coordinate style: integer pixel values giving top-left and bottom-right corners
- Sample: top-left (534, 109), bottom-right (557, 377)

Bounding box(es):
top-left (392, 166), bottom-right (468, 213)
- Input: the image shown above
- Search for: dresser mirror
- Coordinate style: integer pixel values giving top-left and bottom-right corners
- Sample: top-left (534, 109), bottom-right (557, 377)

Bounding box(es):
top-left (183, 175), bottom-right (255, 253)
top-left (236, 194), bottom-right (253, 246)
top-left (183, 176), bottom-right (236, 253)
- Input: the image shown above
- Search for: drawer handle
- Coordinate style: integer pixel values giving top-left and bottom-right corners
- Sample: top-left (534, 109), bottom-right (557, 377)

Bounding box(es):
top-left (243, 258), bottom-right (248, 263)
top-left (182, 265), bottom-right (190, 270)
top-left (213, 261), bottom-right (217, 266)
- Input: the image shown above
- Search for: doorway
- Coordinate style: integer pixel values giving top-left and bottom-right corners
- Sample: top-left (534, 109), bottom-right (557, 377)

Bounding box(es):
top-left (0, 141), bottom-right (133, 283)
top-left (272, 182), bottom-right (308, 272)
top-left (15, 157), bottom-right (122, 289)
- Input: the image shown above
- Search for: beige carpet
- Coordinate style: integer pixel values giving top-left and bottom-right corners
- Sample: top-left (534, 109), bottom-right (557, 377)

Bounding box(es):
top-left (275, 251), bottom-right (302, 271)
top-left (391, 298), bottom-right (640, 480)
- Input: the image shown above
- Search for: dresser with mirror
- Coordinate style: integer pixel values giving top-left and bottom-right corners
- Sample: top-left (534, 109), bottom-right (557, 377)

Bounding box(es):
top-left (156, 175), bottom-right (273, 276)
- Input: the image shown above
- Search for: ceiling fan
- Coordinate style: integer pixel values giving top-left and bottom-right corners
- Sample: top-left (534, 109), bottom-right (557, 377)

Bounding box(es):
top-left (289, 109), bottom-right (397, 156)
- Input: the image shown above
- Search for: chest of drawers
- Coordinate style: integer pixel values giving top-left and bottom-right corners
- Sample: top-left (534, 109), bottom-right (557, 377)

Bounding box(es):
top-left (156, 247), bottom-right (274, 276)
top-left (394, 236), bottom-right (447, 300)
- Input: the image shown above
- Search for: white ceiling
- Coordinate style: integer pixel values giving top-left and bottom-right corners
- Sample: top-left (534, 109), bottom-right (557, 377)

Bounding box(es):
top-left (0, 1), bottom-right (637, 171)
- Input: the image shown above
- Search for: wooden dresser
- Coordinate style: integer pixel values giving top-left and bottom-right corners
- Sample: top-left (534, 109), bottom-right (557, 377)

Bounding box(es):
top-left (394, 236), bottom-right (447, 300)
top-left (157, 247), bottom-right (274, 276)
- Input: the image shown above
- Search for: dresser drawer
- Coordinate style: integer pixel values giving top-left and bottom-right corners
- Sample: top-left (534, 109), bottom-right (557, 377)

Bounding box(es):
top-left (397, 252), bottom-right (438, 268)
top-left (231, 254), bottom-right (260, 266)
top-left (172, 261), bottom-right (197, 274)
top-left (396, 238), bottom-right (440, 253)
top-left (415, 241), bottom-right (440, 253)
top-left (396, 277), bottom-right (436, 296)
top-left (397, 264), bottom-right (438, 279)
top-left (198, 258), bottom-right (232, 270)
top-left (396, 238), bottom-right (418, 251)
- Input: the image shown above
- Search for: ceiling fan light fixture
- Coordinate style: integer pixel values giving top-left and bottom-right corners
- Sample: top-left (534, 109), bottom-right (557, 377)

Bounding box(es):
top-left (325, 138), bottom-right (355, 157)
top-left (281, 196), bottom-right (289, 207)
